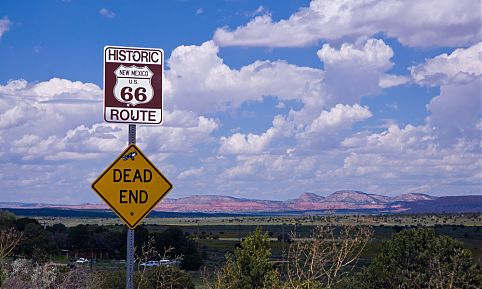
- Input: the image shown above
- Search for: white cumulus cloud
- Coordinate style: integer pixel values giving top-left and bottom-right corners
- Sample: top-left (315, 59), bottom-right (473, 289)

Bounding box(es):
top-left (317, 39), bottom-right (394, 69)
top-left (338, 124), bottom-right (481, 195)
top-left (178, 167), bottom-right (204, 179)
top-left (214, 0), bottom-right (482, 48)
top-left (166, 41), bottom-right (325, 113)
top-left (220, 115), bottom-right (286, 155)
top-left (0, 78), bottom-right (102, 137)
top-left (296, 104), bottom-right (372, 149)
top-left (99, 8), bottom-right (116, 18)
top-left (318, 39), bottom-right (396, 106)
top-left (379, 74), bottom-right (410, 88)
top-left (0, 101), bottom-right (43, 129)
top-left (411, 43), bottom-right (482, 144)
top-left (411, 42), bottom-right (482, 86)
top-left (301, 104), bottom-right (372, 135)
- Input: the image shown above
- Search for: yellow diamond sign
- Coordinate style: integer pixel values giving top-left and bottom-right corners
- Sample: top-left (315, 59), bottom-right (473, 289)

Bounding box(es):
top-left (92, 144), bottom-right (173, 229)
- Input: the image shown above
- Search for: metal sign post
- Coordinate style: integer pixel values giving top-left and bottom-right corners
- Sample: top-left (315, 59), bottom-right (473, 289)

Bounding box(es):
top-left (126, 124), bottom-right (136, 289)
top-left (126, 228), bottom-right (134, 289)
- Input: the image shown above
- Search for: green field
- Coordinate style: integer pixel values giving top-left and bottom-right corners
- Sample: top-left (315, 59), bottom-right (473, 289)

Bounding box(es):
top-left (35, 213), bottom-right (482, 263)
top-left (36, 212), bottom-right (482, 227)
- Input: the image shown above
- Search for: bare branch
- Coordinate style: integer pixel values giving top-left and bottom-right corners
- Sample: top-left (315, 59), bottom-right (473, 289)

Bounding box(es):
top-left (0, 228), bottom-right (22, 260)
top-left (286, 225), bottom-right (373, 288)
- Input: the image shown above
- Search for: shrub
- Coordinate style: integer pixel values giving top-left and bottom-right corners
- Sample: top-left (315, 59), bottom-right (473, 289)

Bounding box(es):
top-left (209, 227), bottom-right (278, 289)
top-left (338, 228), bottom-right (482, 289)
top-left (144, 265), bottom-right (195, 289)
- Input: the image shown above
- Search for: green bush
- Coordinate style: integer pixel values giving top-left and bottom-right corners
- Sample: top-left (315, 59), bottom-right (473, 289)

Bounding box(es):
top-left (0, 211), bottom-right (16, 230)
top-left (144, 265), bottom-right (195, 289)
top-left (91, 270), bottom-right (126, 289)
top-left (92, 266), bottom-right (195, 289)
top-left (212, 227), bottom-right (278, 289)
top-left (338, 228), bottom-right (482, 289)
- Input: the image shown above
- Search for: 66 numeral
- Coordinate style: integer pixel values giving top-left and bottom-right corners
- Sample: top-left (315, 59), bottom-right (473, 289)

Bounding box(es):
top-left (120, 87), bottom-right (147, 102)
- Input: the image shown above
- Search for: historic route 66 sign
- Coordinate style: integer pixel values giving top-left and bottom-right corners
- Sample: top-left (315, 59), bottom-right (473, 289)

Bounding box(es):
top-left (114, 65), bottom-right (154, 107)
top-left (104, 46), bottom-right (164, 124)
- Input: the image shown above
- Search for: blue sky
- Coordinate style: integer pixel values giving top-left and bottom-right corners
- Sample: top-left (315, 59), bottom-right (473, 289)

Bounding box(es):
top-left (0, 0), bottom-right (480, 204)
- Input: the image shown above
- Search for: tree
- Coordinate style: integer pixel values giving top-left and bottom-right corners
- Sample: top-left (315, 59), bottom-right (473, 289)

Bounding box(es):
top-left (47, 223), bottom-right (69, 255)
top-left (154, 227), bottom-right (187, 256)
top-left (134, 225), bottom-right (150, 256)
top-left (338, 228), bottom-right (482, 289)
top-left (209, 227), bottom-right (279, 289)
top-left (17, 223), bottom-right (54, 257)
top-left (286, 225), bottom-right (373, 289)
top-left (67, 224), bottom-right (90, 250)
top-left (153, 227), bottom-right (203, 270)
top-left (0, 211), bottom-right (16, 230)
top-left (0, 228), bottom-right (22, 285)
top-left (14, 217), bottom-right (39, 231)
top-left (180, 248), bottom-right (203, 271)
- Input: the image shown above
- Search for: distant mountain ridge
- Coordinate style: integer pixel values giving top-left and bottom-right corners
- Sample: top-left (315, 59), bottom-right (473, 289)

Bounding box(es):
top-left (1, 191), bottom-right (480, 214)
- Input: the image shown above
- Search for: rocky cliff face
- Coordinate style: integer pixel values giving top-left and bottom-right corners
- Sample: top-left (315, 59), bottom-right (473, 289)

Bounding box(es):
top-left (155, 191), bottom-right (482, 213)
top-left (153, 190), bottom-right (444, 212)
top-left (389, 193), bottom-right (436, 202)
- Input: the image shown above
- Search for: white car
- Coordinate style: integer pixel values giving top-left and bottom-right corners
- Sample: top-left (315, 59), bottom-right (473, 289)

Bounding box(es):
top-left (159, 259), bottom-right (173, 266)
top-left (139, 260), bottom-right (159, 267)
top-left (160, 259), bottom-right (182, 266)
top-left (76, 258), bottom-right (89, 264)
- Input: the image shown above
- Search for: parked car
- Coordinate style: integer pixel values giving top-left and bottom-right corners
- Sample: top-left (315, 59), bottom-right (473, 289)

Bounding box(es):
top-left (76, 258), bottom-right (89, 264)
top-left (159, 259), bottom-right (172, 266)
top-left (159, 259), bottom-right (181, 266)
top-left (139, 260), bottom-right (159, 267)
